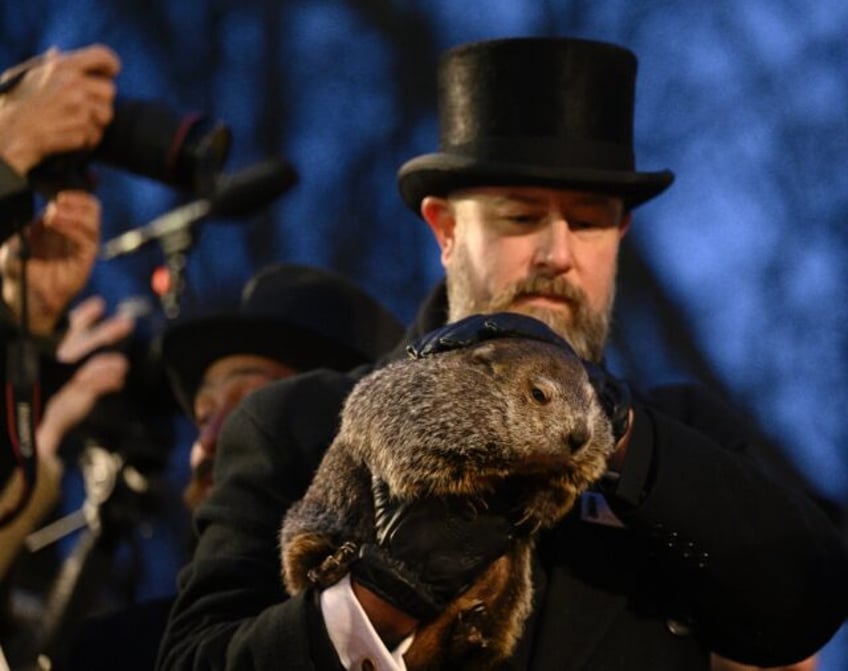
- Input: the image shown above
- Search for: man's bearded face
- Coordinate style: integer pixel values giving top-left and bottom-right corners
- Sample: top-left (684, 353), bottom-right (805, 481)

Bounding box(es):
top-left (446, 235), bottom-right (614, 362)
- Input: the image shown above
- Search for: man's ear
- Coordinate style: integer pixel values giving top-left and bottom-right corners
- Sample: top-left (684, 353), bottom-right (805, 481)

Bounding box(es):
top-left (421, 196), bottom-right (456, 265)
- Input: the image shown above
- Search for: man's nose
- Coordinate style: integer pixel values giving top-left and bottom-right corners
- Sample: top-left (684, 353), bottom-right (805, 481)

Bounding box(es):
top-left (533, 216), bottom-right (574, 272)
top-left (195, 409), bottom-right (228, 458)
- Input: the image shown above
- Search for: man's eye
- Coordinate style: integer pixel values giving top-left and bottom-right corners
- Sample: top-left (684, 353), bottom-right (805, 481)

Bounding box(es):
top-left (505, 214), bottom-right (543, 225)
top-left (570, 216), bottom-right (618, 232)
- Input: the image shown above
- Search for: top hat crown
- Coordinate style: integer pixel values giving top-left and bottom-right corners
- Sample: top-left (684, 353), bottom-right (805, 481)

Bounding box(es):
top-left (397, 37), bottom-right (674, 212)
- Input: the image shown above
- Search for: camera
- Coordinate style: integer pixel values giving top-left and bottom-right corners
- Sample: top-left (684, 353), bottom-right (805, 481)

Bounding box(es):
top-left (28, 96), bottom-right (232, 196)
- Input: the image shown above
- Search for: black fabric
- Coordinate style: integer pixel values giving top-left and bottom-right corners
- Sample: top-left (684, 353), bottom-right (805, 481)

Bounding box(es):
top-left (0, 157), bottom-right (33, 239)
top-left (62, 597), bottom-right (175, 671)
top-left (156, 281), bottom-right (848, 670)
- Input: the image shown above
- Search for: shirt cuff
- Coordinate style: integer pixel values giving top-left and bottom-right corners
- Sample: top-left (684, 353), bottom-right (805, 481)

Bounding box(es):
top-left (320, 574), bottom-right (414, 671)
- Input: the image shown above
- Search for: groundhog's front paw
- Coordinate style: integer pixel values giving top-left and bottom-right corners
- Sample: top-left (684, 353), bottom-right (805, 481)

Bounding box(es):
top-left (282, 533), bottom-right (354, 593)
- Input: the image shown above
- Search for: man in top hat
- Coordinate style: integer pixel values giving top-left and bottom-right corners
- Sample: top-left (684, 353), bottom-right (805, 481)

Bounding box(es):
top-left (157, 38), bottom-right (848, 670)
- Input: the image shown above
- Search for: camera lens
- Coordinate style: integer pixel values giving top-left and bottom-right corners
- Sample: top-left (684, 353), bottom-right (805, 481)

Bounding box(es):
top-left (95, 98), bottom-right (232, 195)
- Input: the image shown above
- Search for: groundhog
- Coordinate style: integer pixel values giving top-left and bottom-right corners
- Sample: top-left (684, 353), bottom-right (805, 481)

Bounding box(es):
top-left (280, 336), bottom-right (616, 670)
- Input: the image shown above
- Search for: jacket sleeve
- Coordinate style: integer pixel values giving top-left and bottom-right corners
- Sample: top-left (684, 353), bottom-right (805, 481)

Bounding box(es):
top-left (155, 371), bottom-right (357, 670)
top-left (604, 383), bottom-right (848, 666)
top-left (0, 157), bottom-right (33, 229)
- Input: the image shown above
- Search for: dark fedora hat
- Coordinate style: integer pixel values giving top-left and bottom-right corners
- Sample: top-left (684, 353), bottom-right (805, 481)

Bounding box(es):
top-left (397, 37), bottom-right (674, 212)
top-left (160, 263), bottom-right (404, 413)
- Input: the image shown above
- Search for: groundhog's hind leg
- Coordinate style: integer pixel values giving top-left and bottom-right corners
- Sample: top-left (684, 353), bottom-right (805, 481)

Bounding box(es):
top-left (403, 545), bottom-right (534, 671)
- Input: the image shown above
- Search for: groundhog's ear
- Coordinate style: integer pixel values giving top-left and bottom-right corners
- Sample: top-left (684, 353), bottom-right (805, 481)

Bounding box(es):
top-left (469, 342), bottom-right (505, 376)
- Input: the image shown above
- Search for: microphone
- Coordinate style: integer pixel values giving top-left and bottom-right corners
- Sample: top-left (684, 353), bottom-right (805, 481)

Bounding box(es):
top-left (100, 157), bottom-right (298, 259)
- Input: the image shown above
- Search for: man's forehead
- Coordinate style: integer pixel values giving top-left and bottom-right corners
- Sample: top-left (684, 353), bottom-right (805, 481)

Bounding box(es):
top-left (199, 354), bottom-right (294, 391)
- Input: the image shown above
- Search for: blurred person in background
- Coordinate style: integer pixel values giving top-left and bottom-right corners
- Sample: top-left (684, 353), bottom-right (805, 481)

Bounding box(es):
top-left (60, 262), bottom-right (404, 671)
top-left (0, 43), bottom-right (125, 669)
top-left (0, 296), bottom-right (134, 581)
top-left (162, 263), bottom-right (405, 511)
top-left (0, 42), bottom-right (120, 492)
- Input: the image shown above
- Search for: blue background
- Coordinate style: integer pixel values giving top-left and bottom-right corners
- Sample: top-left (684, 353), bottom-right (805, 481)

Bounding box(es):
top-left (2, 1), bottom-right (845, 667)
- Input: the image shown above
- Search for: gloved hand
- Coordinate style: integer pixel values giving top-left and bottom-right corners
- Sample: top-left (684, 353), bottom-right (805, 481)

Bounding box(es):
top-left (407, 311), bottom-right (574, 359)
top-left (582, 360), bottom-right (632, 444)
top-left (350, 476), bottom-right (516, 621)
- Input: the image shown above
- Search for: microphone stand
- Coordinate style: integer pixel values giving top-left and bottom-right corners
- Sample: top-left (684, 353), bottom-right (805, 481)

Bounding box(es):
top-left (99, 156), bottom-right (299, 320)
top-left (158, 227), bottom-right (194, 320)
top-left (27, 444), bottom-right (153, 670)
top-left (100, 198), bottom-right (211, 320)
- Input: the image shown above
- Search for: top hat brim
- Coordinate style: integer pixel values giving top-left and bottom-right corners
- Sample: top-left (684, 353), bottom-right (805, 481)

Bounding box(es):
top-left (160, 313), bottom-right (377, 415)
top-left (397, 153), bottom-right (674, 214)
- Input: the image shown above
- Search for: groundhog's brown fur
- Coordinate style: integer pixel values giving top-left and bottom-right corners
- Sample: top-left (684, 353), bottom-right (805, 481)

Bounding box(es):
top-left (280, 337), bottom-right (616, 669)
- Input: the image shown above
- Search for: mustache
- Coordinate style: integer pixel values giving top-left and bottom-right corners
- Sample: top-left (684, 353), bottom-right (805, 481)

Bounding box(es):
top-left (183, 458), bottom-right (215, 510)
top-left (493, 275), bottom-right (589, 309)
top-left (487, 274), bottom-right (608, 362)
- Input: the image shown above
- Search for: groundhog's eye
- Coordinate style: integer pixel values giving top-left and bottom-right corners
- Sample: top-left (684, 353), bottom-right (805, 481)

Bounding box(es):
top-left (530, 386), bottom-right (550, 404)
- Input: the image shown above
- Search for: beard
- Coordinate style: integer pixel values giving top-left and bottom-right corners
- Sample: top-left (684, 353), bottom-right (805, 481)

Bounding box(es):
top-left (446, 244), bottom-right (613, 362)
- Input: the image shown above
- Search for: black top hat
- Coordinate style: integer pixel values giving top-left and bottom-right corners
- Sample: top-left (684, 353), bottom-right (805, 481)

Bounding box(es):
top-left (397, 37), bottom-right (674, 212)
top-left (160, 263), bottom-right (404, 413)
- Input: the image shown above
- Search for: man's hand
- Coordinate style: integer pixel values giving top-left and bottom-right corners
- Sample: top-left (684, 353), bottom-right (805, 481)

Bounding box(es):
top-left (36, 295), bottom-right (134, 458)
top-left (0, 190), bottom-right (101, 334)
top-left (408, 311), bottom-right (575, 359)
top-left (350, 477), bottom-right (515, 624)
top-left (0, 44), bottom-right (120, 175)
top-left (36, 352), bottom-right (129, 459)
top-left (55, 295), bottom-right (135, 363)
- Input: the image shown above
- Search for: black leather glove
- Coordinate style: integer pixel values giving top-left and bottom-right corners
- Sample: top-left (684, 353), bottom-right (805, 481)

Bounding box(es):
top-left (582, 360), bottom-right (632, 444)
top-left (407, 312), bottom-right (574, 359)
top-left (350, 476), bottom-right (515, 621)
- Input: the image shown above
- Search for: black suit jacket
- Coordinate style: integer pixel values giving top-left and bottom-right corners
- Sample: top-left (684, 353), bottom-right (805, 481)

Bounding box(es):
top-left (156, 285), bottom-right (848, 670)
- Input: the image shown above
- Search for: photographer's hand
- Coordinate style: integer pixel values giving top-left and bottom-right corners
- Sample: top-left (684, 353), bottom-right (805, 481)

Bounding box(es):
top-left (0, 191), bottom-right (101, 334)
top-left (37, 352), bottom-right (129, 458)
top-left (0, 44), bottom-right (120, 176)
top-left (38, 295), bottom-right (134, 457)
top-left (55, 295), bottom-right (135, 363)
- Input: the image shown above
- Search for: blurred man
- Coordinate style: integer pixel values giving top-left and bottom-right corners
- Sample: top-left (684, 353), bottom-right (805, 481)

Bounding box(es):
top-left (160, 262), bottom-right (404, 509)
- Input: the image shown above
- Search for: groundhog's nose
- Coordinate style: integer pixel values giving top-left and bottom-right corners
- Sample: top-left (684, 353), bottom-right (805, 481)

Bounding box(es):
top-left (566, 426), bottom-right (590, 454)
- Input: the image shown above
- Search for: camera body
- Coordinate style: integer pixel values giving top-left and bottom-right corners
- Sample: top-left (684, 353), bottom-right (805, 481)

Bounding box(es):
top-left (29, 97), bottom-right (232, 196)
